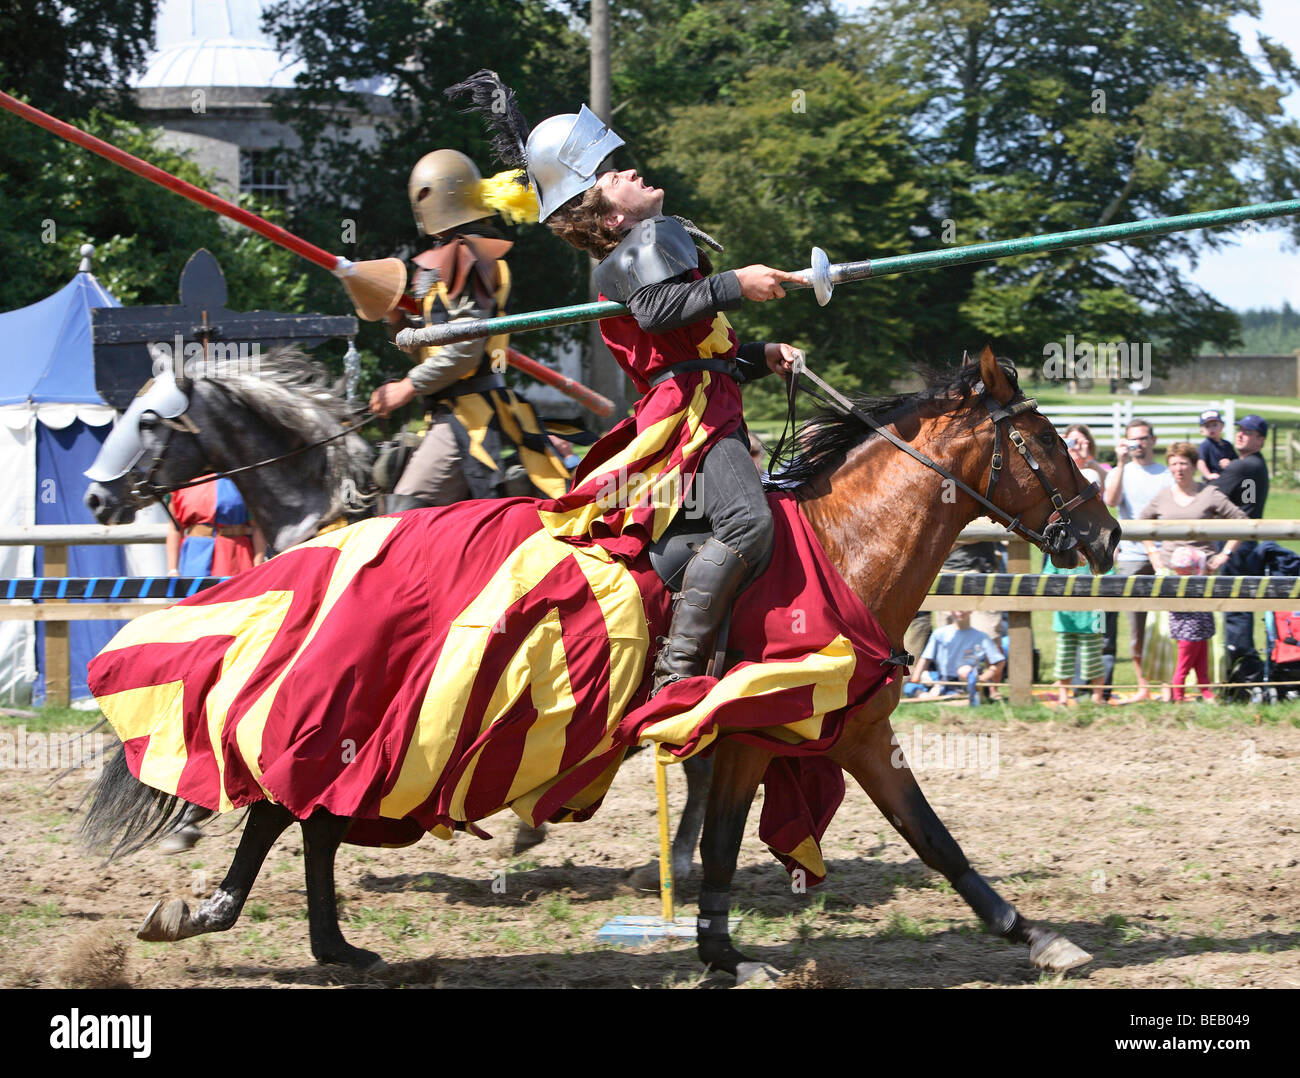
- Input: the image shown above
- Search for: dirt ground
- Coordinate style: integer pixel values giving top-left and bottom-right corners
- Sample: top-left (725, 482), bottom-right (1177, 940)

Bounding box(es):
top-left (1, 712), bottom-right (1297, 989)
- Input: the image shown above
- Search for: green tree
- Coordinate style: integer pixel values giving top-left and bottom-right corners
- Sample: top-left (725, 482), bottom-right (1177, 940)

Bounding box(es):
top-left (0, 106), bottom-right (308, 315)
top-left (857, 0), bottom-right (1300, 371)
top-left (259, 0), bottom-right (871, 396)
top-left (650, 62), bottom-right (930, 412)
top-left (0, 1), bottom-right (159, 118)
top-left (260, 0), bottom-right (592, 387)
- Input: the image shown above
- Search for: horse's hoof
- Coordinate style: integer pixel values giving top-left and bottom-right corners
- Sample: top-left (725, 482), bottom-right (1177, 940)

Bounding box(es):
top-left (735, 961), bottom-right (783, 987)
top-left (158, 824), bottom-right (203, 854)
top-left (512, 822), bottom-right (548, 855)
top-left (625, 861), bottom-right (662, 892)
top-left (1030, 934), bottom-right (1092, 973)
top-left (317, 945), bottom-right (387, 972)
top-left (137, 898), bottom-right (193, 942)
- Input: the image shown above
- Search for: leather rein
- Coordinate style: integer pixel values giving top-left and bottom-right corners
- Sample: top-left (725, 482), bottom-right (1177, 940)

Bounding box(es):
top-left (793, 364), bottom-right (1100, 558)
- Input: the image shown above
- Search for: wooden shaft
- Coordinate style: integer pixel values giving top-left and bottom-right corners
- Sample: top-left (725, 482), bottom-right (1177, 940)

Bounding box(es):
top-left (654, 750), bottom-right (674, 923)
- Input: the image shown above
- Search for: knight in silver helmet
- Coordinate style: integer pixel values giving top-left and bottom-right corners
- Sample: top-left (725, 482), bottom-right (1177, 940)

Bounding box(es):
top-left (447, 71), bottom-right (804, 698)
top-left (525, 105), bottom-right (625, 222)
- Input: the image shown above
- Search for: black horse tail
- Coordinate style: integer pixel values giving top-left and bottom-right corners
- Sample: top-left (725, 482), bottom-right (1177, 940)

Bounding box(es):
top-left (81, 747), bottom-right (189, 857)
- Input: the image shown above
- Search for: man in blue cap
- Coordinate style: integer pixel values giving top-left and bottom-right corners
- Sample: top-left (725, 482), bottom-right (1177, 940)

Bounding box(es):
top-left (1213, 415), bottom-right (1271, 690)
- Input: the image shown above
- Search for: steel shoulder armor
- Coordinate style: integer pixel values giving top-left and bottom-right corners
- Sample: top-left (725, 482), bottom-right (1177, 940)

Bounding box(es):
top-left (593, 216), bottom-right (700, 303)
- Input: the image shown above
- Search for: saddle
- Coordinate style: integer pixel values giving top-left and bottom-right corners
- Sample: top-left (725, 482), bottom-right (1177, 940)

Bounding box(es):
top-left (647, 512), bottom-right (712, 593)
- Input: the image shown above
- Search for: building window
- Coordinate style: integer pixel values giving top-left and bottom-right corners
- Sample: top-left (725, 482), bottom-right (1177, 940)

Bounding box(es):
top-left (238, 149), bottom-right (290, 205)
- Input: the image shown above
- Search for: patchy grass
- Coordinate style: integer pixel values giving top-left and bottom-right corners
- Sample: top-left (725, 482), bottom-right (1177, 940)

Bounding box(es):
top-left (3, 706), bottom-right (105, 733)
top-left (0, 900), bottom-right (61, 938)
top-left (877, 912), bottom-right (933, 941)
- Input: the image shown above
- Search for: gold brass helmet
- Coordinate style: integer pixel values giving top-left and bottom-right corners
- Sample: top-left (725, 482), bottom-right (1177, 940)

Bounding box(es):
top-left (408, 149), bottom-right (492, 236)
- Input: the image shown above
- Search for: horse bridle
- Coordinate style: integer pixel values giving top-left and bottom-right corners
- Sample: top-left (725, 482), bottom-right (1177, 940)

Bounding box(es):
top-left (119, 383), bottom-right (371, 512)
top-left (795, 365), bottom-right (1100, 558)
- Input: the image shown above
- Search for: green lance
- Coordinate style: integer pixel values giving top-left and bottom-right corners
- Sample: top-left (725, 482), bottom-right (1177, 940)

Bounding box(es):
top-left (396, 198), bottom-right (1300, 351)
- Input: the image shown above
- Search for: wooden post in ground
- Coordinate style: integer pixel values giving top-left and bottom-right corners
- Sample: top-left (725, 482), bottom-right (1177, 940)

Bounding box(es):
top-left (43, 542), bottom-right (69, 707)
top-left (1006, 538), bottom-right (1033, 705)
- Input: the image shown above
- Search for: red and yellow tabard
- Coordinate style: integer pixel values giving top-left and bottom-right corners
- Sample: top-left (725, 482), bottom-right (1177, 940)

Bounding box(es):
top-left (88, 495), bottom-right (897, 881)
top-left (540, 270), bottom-right (744, 559)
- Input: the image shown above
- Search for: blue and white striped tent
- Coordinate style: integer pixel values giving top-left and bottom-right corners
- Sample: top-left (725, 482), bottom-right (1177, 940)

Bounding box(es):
top-left (0, 253), bottom-right (165, 703)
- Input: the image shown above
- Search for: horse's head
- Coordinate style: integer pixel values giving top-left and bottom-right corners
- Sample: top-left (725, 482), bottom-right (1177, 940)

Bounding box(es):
top-left (783, 346), bottom-right (1120, 583)
top-left (954, 346), bottom-right (1120, 572)
top-left (84, 348), bottom-right (374, 549)
top-left (84, 367), bottom-right (207, 525)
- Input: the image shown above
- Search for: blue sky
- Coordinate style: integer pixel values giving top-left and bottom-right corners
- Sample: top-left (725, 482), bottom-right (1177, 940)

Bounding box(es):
top-left (839, 1), bottom-right (1300, 310)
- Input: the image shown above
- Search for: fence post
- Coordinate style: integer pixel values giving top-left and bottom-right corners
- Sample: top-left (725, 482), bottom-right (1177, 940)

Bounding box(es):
top-left (44, 542), bottom-right (69, 708)
top-left (1006, 538), bottom-right (1033, 705)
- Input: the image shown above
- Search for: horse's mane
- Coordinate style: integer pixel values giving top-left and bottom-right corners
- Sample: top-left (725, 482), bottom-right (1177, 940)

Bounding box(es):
top-left (186, 346), bottom-right (374, 517)
top-left (770, 359), bottom-right (1020, 489)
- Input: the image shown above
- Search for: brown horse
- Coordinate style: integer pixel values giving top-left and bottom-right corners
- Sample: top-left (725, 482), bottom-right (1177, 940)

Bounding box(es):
top-left (695, 347), bottom-right (1119, 980)
top-left (83, 347), bottom-right (1119, 981)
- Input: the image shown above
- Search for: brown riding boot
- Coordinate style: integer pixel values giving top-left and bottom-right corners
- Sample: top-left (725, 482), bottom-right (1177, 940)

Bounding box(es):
top-left (650, 536), bottom-right (749, 697)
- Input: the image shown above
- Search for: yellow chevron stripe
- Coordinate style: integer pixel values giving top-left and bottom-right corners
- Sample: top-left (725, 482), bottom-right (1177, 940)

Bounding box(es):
top-left (696, 313), bottom-right (734, 359)
top-left (487, 391), bottom-right (571, 498)
top-left (493, 393), bottom-right (525, 445)
top-left (519, 446), bottom-right (569, 499)
top-left (447, 609), bottom-right (577, 817)
top-left (637, 635), bottom-right (856, 761)
top-left (450, 393), bottom-right (499, 472)
top-left (229, 518), bottom-right (402, 804)
top-left (508, 544), bottom-right (650, 825)
top-left (95, 589), bottom-right (297, 809)
top-left (95, 681), bottom-right (187, 793)
top-left (538, 374), bottom-right (711, 542)
top-left (785, 836), bottom-right (828, 880)
top-left (381, 526), bottom-right (573, 819)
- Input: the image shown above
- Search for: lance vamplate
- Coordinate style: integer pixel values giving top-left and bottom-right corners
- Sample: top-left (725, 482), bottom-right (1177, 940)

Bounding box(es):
top-left (0, 89), bottom-right (614, 418)
top-left (397, 197), bottom-right (1300, 350)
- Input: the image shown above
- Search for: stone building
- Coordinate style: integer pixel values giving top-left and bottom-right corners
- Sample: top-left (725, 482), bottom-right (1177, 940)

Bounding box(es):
top-left (133, 0), bottom-right (390, 200)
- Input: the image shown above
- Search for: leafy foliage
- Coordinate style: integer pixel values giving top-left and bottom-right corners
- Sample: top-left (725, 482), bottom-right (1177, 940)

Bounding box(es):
top-left (260, 0), bottom-right (594, 385)
top-left (0, 106), bottom-right (308, 315)
top-left (857, 0), bottom-right (1300, 371)
top-left (651, 62), bottom-right (932, 411)
top-left (3, 0), bottom-right (1299, 400)
top-left (1225, 303), bottom-right (1300, 353)
top-left (0, 1), bottom-right (159, 118)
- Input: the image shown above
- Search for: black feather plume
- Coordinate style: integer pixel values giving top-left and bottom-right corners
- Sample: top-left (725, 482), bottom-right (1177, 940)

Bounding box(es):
top-left (445, 69), bottom-right (531, 172)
